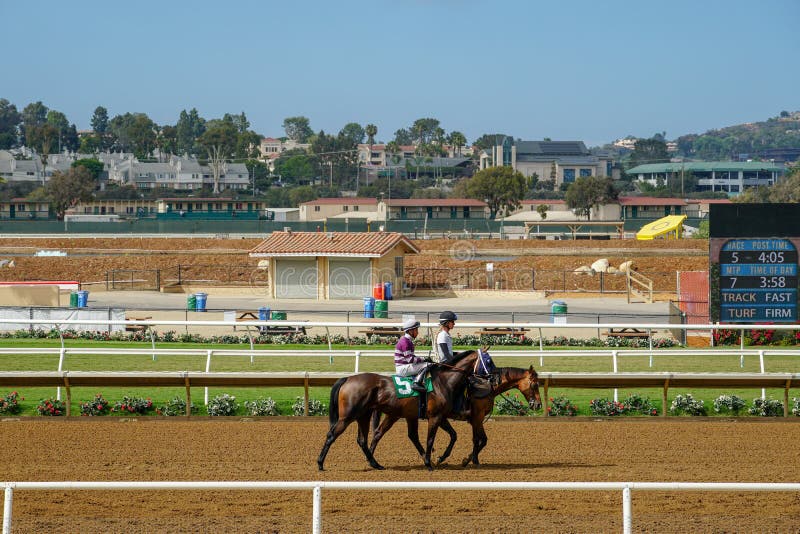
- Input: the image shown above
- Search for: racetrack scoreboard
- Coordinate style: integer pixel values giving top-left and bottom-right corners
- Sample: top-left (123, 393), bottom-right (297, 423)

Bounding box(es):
top-left (709, 204), bottom-right (800, 324)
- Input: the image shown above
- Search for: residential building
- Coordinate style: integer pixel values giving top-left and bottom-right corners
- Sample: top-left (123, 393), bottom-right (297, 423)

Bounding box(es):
top-left (299, 198), bottom-right (379, 221)
top-left (68, 199), bottom-right (157, 217)
top-left (157, 198), bottom-right (264, 218)
top-left (249, 231), bottom-right (419, 299)
top-left (259, 137), bottom-right (311, 169)
top-left (0, 199), bottom-right (51, 219)
top-left (625, 161), bottom-right (784, 194)
top-left (379, 198), bottom-right (489, 220)
top-left (479, 138), bottom-right (614, 187)
top-left (109, 155), bottom-right (250, 191)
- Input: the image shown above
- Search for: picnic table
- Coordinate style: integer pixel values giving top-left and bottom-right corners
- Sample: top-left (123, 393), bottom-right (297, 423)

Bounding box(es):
top-left (475, 327), bottom-right (529, 339)
top-left (225, 310), bottom-right (307, 335)
top-left (358, 327), bottom-right (404, 337)
top-left (125, 316), bottom-right (152, 333)
top-left (603, 327), bottom-right (650, 339)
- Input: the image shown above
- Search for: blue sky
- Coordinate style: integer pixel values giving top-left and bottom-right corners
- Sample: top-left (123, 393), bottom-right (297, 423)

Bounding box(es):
top-left (2, 0), bottom-right (798, 147)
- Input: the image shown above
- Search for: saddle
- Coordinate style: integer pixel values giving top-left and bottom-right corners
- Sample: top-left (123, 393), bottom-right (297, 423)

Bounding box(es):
top-left (467, 350), bottom-right (498, 399)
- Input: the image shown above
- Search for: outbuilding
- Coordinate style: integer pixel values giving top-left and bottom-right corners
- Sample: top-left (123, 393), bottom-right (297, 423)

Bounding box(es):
top-left (249, 231), bottom-right (419, 299)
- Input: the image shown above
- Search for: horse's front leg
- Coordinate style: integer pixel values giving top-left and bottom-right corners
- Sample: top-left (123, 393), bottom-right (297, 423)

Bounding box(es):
top-left (436, 418), bottom-right (457, 465)
top-left (424, 414), bottom-right (445, 471)
top-left (462, 411), bottom-right (487, 467)
top-left (369, 414), bottom-right (399, 455)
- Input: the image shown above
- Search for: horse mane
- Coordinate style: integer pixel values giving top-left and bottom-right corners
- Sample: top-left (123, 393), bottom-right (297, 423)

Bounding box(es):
top-left (449, 349), bottom-right (476, 365)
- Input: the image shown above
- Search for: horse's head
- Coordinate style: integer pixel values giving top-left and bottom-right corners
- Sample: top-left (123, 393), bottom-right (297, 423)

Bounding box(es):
top-left (518, 365), bottom-right (542, 411)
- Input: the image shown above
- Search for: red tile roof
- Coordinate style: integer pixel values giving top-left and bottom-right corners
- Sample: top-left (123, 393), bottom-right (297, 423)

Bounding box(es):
top-left (385, 198), bottom-right (487, 207)
top-left (249, 231), bottom-right (419, 257)
top-left (618, 196), bottom-right (688, 206)
top-left (300, 197), bottom-right (378, 206)
top-left (686, 199), bottom-right (733, 204)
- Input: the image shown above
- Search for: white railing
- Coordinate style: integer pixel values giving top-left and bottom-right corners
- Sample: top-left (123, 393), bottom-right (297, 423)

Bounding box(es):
top-left (4, 480), bottom-right (800, 534)
top-left (1, 319), bottom-right (799, 405)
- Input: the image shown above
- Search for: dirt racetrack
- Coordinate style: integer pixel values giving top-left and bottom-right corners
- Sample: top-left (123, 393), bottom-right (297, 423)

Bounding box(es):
top-left (2, 418), bottom-right (799, 533)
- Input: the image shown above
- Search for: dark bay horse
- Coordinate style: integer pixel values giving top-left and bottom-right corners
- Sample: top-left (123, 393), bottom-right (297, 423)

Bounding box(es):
top-left (317, 350), bottom-right (479, 471)
top-left (370, 365), bottom-right (542, 467)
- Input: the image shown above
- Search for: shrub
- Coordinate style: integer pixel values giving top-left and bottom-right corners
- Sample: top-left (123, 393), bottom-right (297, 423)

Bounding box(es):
top-left (792, 397), bottom-right (800, 417)
top-left (37, 397), bottom-right (66, 416)
top-left (80, 394), bottom-right (110, 416)
top-left (245, 398), bottom-right (280, 416)
top-left (713, 395), bottom-right (746, 415)
top-left (624, 393), bottom-right (658, 416)
top-left (113, 396), bottom-right (154, 415)
top-left (547, 396), bottom-right (577, 417)
top-left (589, 398), bottom-right (626, 416)
top-left (207, 394), bottom-right (239, 416)
top-left (0, 391), bottom-right (22, 415)
top-left (669, 394), bottom-right (707, 416)
top-left (748, 397), bottom-right (784, 417)
top-left (292, 397), bottom-right (327, 416)
top-left (494, 394), bottom-right (533, 416)
top-left (158, 397), bottom-right (198, 416)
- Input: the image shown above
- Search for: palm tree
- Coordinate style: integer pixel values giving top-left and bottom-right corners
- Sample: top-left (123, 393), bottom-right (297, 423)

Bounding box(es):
top-left (449, 131), bottom-right (466, 156)
top-left (365, 124), bottom-right (377, 145)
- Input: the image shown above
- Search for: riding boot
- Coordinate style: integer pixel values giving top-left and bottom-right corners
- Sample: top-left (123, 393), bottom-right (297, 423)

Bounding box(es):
top-left (411, 366), bottom-right (428, 392)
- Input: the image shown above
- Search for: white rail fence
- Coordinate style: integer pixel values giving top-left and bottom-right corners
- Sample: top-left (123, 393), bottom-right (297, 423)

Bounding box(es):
top-left (4, 480), bottom-right (800, 534)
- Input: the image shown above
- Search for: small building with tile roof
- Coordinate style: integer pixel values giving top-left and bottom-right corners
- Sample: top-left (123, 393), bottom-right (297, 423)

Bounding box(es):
top-left (249, 231), bottom-right (418, 299)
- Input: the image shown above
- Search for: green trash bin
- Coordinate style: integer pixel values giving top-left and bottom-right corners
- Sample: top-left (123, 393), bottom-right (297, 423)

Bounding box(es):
top-left (551, 300), bottom-right (567, 324)
top-left (69, 292), bottom-right (78, 308)
top-left (374, 299), bottom-right (389, 319)
top-left (187, 294), bottom-right (197, 311)
top-left (270, 311), bottom-right (287, 321)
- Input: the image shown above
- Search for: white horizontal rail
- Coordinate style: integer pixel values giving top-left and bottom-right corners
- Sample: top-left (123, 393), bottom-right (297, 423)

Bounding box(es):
top-left (3, 318), bottom-right (800, 332)
top-left (4, 481), bottom-right (800, 534)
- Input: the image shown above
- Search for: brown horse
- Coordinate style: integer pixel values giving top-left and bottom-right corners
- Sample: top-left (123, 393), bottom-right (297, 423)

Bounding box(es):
top-left (317, 350), bottom-right (479, 471)
top-left (370, 365), bottom-right (542, 467)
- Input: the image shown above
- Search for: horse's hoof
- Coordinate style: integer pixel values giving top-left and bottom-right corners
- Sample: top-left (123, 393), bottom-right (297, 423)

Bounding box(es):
top-left (371, 463), bottom-right (384, 470)
top-left (460, 458), bottom-right (470, 467)
top-left (318, 465), bottom-right (324, 471)
top-left (436, 456), bottom-right (447, 465)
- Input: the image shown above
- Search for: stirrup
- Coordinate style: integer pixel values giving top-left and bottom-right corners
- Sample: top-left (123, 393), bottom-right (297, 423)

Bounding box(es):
top-left (411, 382), bottom-right (426, 392)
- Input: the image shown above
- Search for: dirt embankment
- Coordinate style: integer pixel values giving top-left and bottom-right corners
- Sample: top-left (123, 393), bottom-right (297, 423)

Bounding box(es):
top-left (0, 237), bottom-right (709, 285)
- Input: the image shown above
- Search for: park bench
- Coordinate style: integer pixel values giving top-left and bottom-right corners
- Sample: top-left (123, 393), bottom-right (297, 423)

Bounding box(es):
top-left (125, 315), bottom-right (152, 333)
top-left (358, 327), bottom-right (404, 337)
top-left (224, 310), bottom-right (307, 336)
top-left (603, 327), bottom-right (650, 339)
top-left (475, 327), bottom-right (529, 339)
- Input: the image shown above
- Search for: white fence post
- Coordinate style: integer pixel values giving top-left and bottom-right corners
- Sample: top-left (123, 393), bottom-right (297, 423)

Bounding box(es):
top-left (759, 350), bottom-right (766, 400)
top-left (56, 347), bottom-right (66, 401)
top-left (312, 485), bottom-right (322, 534)
top-left (204, 350), bottom-right (212, 405)
top-left (622, 485), bottom-right (631, 534)
top-left (612, 350), bottom-right (619, 403)
top-left (354, 351), bottom-right (361, 373)
top-left (2, 484), bottom-right (12, 534)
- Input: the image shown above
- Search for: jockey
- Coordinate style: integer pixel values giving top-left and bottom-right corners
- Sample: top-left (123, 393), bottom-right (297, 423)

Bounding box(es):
top-left (435, 311), bottom-right (471, 364)
top-left (394, 318), bottom-right (432, 393)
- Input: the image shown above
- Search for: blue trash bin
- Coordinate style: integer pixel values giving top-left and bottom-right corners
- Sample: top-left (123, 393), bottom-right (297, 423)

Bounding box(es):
top-left (363, 296), bottom-right (375, 318)
top-left (258, 306), bottom-right (270, 321)
top-left (383, 281), bottom-right (393, 300)
top-left (76, 290), bottom-right (89, 308)
top-left (195, 292), bottom-right (208, 312)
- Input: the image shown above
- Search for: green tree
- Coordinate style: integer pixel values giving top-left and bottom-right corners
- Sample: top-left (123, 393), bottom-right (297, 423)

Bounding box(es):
top-left (393, 128), bottom-right (413, 146)
top-left (198, 121), bottom-right (238, 193)
top-left (223, 112), bottom-right (250, 133)
top-left (288, 185), bottom-right (318, 206)
top-left (274, 152), bottom-right (315, 184)
top-left (46, 166), bottom-right (95, 219)
top-left (448, 131), bottom-right (467, 156)
top-left (127, 114), bottom-right (157, 159)
top-left (536, 204), bottom-right (549, 220)
top-left (78, 135), bottom-right (100, 153)
top-left (463, 166), bottom-right (527, 219)
top-left (91, 106), bottom-right (109, 133)
top-left (282, 116), bottom-right (313, 143)
top-left (157, 125), bottom-right (178, 157)
top-left (473, 133), bottom-right (512, 151)
top-left (0, 99), bottom-right (21, 149)
top-left (628, 138), bottom-right (669, 169)
top-left (246, 159), bottom-right (272, 193)
top-left (339, 123), bottom-right (365, 146)
top-left (71, 158), bottom-right (103, 180)
top-left (565, 176), bottom-right (618, 220)
top-left (175, 108), bottom-right (206, 156)
top-left (365, 124), bottom-right (377, 145)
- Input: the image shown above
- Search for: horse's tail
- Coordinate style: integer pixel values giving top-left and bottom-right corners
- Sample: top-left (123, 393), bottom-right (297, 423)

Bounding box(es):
top-left (328, 377), bottom-right (347, 425)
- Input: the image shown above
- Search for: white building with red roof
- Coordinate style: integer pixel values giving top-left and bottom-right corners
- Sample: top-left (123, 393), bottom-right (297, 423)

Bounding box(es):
top-left (249, 231), bottom-right (418, 299)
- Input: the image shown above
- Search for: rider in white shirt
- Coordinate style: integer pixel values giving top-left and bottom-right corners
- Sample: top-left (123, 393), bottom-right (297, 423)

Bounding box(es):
top-left (436, 311), bottom-right (470, 363)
